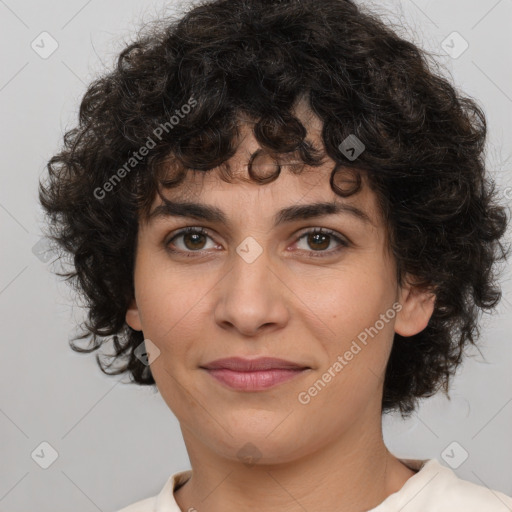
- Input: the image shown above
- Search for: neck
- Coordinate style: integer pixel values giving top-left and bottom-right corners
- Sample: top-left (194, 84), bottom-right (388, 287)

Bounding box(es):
top-left (174, 418), bottom-right (415, 512)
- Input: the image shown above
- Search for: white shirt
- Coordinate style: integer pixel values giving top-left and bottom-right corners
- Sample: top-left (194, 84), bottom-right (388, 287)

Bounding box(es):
top-left (116, 458), bottom-right (512, 511)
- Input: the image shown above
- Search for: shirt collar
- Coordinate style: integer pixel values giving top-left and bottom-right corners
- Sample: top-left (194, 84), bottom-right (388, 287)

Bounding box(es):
top-left (153, 460), bottom-right (439, 511)
top-left (155, 469), bottom-right (192, 512)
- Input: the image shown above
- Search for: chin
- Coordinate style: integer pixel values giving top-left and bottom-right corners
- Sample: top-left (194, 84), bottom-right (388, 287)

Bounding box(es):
top-left (207, 430), bottom-right (310, 466)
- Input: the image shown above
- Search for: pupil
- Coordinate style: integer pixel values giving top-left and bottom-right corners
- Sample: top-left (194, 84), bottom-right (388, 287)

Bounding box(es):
top-left (182, 232), bottom-right (331, 251)
top-left (309, 233), bottom-right (329, 250)
top-left (185, 233), bottom-right (205, 250)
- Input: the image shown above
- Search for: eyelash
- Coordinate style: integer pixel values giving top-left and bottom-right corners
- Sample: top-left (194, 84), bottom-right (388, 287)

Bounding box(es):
top-left (164, 226), bottom-right (349, 258)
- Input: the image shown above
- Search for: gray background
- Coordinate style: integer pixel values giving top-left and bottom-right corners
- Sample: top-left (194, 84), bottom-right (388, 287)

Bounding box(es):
top-left (0, 0), bottom-right (511, 511)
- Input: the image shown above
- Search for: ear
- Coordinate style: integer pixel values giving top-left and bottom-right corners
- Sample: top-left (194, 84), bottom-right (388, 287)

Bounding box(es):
top-left (394, 277), bottom-right (436, 337)
top-left (125, 297), bottom-right (143, 331)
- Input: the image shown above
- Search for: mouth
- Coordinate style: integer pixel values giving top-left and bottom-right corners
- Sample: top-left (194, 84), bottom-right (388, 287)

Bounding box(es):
top-left (200, 357), bottom-right (311, 391)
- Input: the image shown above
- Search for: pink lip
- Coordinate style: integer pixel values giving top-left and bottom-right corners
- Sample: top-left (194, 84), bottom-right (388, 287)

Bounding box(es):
top-left (200, 357), bottom-right (310, 391)
top-left (203, 368), bottom-right (308, 391)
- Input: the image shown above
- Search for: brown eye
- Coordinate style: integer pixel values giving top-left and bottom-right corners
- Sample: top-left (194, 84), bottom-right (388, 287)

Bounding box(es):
top-left (181, 231), bottom-right (207, 250)
top-left (306, 232), bottom-right (331, 250)
top-left (294, 228), bottom-right (349, 257)
top-left (165, 227), bottom-right (215, 253)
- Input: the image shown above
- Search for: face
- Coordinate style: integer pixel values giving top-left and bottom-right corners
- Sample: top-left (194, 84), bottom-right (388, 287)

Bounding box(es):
top-left (126, 112), bottom-right (435, 466)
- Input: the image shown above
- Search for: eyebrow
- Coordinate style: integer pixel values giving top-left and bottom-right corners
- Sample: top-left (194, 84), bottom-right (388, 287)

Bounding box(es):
top-left (146, 199), bottom-right (374, 228)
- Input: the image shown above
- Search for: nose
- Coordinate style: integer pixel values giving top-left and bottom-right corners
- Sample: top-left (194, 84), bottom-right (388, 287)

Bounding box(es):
top-left (213, 242), bottom-right (290, 337)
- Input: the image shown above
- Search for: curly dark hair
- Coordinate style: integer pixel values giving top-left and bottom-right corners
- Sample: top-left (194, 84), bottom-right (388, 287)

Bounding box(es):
top-left (38, 0), bottom-right (509, 416)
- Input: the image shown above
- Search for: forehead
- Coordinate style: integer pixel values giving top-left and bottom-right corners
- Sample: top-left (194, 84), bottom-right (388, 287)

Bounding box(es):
top-left (146, 108), bottom-right (383, 229)
top-left (146, 159), bottom-right (382, 235)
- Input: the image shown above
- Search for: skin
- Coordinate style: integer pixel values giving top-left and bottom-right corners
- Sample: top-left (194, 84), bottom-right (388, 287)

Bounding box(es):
top-left (125, 104), bottom-right (436, 512)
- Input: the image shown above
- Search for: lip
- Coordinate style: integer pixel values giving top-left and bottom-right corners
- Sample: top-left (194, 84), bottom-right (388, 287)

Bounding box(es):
top-left (200, 357), bottom-right (311, 391)
top-left (201, 357), bottom-right (309, 371)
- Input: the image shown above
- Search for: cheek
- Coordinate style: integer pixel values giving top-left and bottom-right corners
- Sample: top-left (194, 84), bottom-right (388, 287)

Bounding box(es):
top-left (297, 261), bottom-right (395, 341)
top-left (296, 263), bottom-right (397, 408)
top-left (133, 249), bottom-right (211, 338)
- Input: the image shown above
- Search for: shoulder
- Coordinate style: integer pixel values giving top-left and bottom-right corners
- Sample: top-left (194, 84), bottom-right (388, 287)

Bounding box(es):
top-left (384, 459), bottom-right (512, 511)
top-left (428, 462), bottom-right (512, 510)
top-left (112, 470), bottom-right (191, 512)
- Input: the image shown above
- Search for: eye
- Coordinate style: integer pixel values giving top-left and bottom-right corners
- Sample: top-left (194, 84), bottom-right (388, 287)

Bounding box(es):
top-left (293, 228), bottom-right (349, 257)
top-left (164, 226), bottom-right (349, 258)
top-left (165, 227), bottom-right (217, 255)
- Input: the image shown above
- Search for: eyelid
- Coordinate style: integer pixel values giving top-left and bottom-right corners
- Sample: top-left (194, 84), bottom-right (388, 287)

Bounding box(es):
top-left (291, 227), bottom-right (350, 257)
top-left (165, 225), bottom-right (348, 243)
top-left (164, 225), bottom-right (352, 259)
top-left (164, 224), bottom-right (351, 241)
top-left (164, 226), bottom-right (214, 247)
top-left (294, 226), bottom-right (351, 245)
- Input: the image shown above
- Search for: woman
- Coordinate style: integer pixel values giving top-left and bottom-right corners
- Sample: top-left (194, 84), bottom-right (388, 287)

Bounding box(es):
top-left (39, 0), bottom-right (512, 510)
